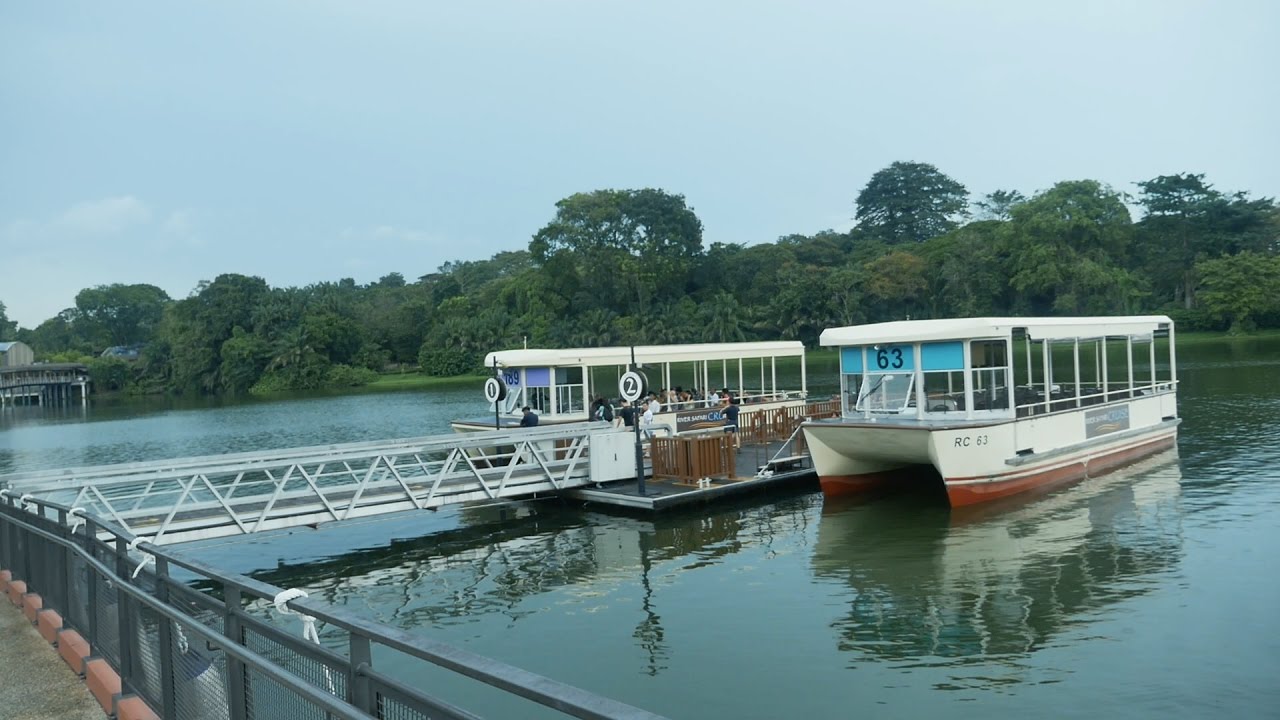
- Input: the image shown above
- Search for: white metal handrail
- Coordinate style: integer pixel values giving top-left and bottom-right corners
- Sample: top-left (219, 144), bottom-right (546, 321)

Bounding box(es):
top-left (8, 423), bottom-right (632, 545)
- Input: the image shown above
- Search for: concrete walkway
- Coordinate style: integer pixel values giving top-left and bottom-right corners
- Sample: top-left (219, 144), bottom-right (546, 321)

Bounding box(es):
top-left (0, 598), bottom-right (103, 720)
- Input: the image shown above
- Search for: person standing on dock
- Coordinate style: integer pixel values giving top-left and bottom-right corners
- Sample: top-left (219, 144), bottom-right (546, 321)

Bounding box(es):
top-left (618, 400), bottom-right (635, 428)
top-left (520, 406), bottom-right (539, 427)
top-left (724, 398), bottom-right (741, 448)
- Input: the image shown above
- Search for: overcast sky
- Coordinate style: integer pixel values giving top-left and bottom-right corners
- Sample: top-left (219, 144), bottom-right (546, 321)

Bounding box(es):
top-left (2, 1), bottom-right (1276, 328)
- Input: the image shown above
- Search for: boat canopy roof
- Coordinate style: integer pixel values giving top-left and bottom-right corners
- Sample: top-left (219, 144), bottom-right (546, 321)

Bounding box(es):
top-left (820, 316), bottom-right (1174, 347)
top-left (484, 341), bottom-right (804, 369)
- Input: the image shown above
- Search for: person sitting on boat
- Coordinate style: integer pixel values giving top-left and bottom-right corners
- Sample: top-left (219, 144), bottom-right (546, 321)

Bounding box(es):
top-left (520, 406), bottom-right (539, 427)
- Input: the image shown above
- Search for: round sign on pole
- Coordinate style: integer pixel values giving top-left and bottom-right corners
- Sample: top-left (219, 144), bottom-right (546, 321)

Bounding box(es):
top-left (483, 377), bottom-right (507, 403)
top-left (619, 370), bottom-right (647, 403)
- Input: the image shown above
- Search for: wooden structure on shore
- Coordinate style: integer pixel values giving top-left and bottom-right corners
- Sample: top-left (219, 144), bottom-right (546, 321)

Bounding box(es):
top-left (0, 364), bottom-right (90, 407)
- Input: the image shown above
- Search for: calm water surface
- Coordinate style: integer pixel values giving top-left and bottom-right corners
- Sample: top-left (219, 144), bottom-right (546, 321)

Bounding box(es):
top-left (1, 340), bottom-right (1277, 719)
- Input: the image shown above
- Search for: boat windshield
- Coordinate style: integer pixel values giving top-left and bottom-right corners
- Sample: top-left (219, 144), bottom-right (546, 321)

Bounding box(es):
top-left (855, 373), bottom-right (914, 413)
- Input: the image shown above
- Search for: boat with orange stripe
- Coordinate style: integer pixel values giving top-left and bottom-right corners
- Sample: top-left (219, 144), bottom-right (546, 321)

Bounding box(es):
top-left (801, 316), bottom-right (1179, 506)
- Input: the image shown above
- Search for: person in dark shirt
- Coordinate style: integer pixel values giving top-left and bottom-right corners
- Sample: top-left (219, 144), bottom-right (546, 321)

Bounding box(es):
top-left (618, 400), bottom-right (636, 427)
top-left (520, 406), bottom-right (539, 427)
top-left (724, 398), bottom-right (741, 448)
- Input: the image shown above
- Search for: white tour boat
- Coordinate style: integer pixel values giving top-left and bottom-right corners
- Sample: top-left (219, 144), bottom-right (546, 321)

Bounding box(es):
top-left (452, 341), bottom-right (809, 433)
top-left (801, 316), bottom-right (1179, 506)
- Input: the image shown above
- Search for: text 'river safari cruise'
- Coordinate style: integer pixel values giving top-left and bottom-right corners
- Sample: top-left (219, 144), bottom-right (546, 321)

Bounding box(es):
top-left (801, 316), bottom-right (1179, 506)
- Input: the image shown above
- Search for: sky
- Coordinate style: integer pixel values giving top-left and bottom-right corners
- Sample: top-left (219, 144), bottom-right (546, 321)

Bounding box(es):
top-left (1, 1), bottom-right (1276, 329)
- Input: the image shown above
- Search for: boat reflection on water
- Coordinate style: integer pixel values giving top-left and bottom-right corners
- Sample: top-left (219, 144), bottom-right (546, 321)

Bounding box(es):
top-left (246, 496), bottom-right (799, 674)
top-left (811, 450), bottom-right (1183, 665)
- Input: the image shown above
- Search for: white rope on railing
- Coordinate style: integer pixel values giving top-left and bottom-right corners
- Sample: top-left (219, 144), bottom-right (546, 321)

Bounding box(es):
top-left (19, 493), bottom-right (34, 510)
top-left (273, 588), bottom-right (337, 694)
top-left (273, 588), bottom-right (321, 644)
top-left (127, 535), bottom-right (155, 579)
top-left (68, 507), bottom-right (86, 535)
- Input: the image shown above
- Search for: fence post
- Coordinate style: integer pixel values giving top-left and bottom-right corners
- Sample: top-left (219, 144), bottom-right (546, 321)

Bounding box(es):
top-left (350, 632), bottom-right (374, 713)
top-left (85, 518), bottom-right (99, 646)
top-left (115, 537), bottom-right (139, 694)
top-left (56, 508), bottom-right (71, 611)
top-left (224, 586), bottom-right (249, 720)
top-left (154, 556), bottom-right (177, 718)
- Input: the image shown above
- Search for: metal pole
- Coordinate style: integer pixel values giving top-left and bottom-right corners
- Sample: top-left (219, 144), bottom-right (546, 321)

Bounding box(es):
top-left (155, 556), bottom-right (177, 719)
top-left (493, 359), bottom-right (501, 431)
top-left (632, 347), bottom-right (646, 497)
top-left (225, 586), bottom-right (249, 720)
top-left (350, 632), bottom-right (374, 713)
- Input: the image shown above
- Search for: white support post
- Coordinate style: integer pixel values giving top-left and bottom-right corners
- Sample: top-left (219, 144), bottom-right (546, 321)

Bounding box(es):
top-left (1041, 340), bottom-right (1051, 414)
top-left (801, 349), bottom-right (808, 399)
top-left (1101, 338), bottom-right (1109, 402)
top-left (1073, 339), bottom-right (1081, 408)
top-left (1150, 338), bottom-right (1157, 392)
top-left (963, 341), bottom-right (974, 421)
top-left (913, 344), bottom-right (924, 420)
top-left (1127, 337), bottom-right (1134, 395)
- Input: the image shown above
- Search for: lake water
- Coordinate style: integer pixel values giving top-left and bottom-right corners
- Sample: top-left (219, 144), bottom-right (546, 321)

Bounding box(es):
top-left (1, 339), bottom-right (1277, 719)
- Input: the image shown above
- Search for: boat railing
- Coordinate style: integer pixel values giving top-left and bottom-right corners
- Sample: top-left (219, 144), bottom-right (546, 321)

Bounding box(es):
top-left (1012, 380), bottom-right (1177, 418)
top-left (739, 399), bottom-right (841, 445)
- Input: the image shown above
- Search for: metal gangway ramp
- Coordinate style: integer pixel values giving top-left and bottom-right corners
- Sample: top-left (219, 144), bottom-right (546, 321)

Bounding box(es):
top-left (0, 423), bottom-right (645, 545)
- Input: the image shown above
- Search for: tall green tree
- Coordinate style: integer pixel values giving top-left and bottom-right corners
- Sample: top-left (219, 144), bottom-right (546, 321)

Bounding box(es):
top-left (73, 283), bottom-right (170, 347)
top-left (0, 300), bottom-right (17, 338)
top-left (974, 190), bottom-right (1026, 221)
top-left (1196, 251), bottom-right (1280, 332)
top-left (1005, 180), bottom-right (1138, 314)
top-left (1134, 174), bottom-right (1278, 310)
top-left (1133, 173), bottom-right (1224, 309)
top-left (855, 161), bottom-right (969, 244)
top-left (530, 189), bottom-right (704, 317)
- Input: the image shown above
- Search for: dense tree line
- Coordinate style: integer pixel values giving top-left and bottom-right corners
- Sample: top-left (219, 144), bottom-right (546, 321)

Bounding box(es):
top-left (4, 163), bottom-right (1277, 396)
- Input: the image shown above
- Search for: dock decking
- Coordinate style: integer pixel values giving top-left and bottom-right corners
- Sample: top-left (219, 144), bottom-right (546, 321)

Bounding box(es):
top-left (567, 438), bottom-right (817, 510)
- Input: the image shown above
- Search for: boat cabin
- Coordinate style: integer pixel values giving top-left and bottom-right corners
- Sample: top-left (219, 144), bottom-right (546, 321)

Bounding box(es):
top-left (822, 316), bottom-right (1177, 424)
top-left (455, 341), bottom-right (809, 430)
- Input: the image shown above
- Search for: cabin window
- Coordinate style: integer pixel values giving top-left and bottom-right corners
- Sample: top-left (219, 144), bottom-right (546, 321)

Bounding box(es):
top-left (526, 387), bottom-right (551, 413)
top-left (839, 347), bottom-right (864, 414)
top-left (555, 367), bottom-right (585, 413)
top-left (921, 342), bottom-right (965, 413)
top-left (969, 340), bottom-right (1010, 411)
top-left (1132, 336), bottom-right (1154, 396)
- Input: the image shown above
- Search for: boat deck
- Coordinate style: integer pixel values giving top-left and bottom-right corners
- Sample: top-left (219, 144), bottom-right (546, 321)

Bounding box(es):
top-left (564, 439), bottom-right (817, 511)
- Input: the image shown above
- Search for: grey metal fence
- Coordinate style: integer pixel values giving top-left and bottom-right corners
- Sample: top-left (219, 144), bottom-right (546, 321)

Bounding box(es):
top-left (0, 493), bottom-right (667, 720)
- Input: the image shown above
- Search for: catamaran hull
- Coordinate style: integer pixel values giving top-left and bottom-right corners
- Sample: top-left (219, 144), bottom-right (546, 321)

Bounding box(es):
top-left (803, 396), bottom-right (1179, 507)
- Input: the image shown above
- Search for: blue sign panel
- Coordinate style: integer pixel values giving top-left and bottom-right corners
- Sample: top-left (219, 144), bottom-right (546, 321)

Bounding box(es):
top-left (525, 367), bottom-right (551, 387)
top-left (921, 342), bottom-right (964, 371)
top-left (840, 347), bottom-right (863, 373)
top-left (868, 344), bottom-right (914, 372)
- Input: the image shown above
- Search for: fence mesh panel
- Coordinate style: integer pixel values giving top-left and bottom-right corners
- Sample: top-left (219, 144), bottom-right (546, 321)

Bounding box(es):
top-left (171, 613), bottom-right (232, 720)
top-left (378, 694), bottom-right (430, 720)
top-left (244, 624), bottom-right (348, 701)
top-left (245, 666), bottom-right (332, 720)
top-left (91, 571), bottom-right (121, 668)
